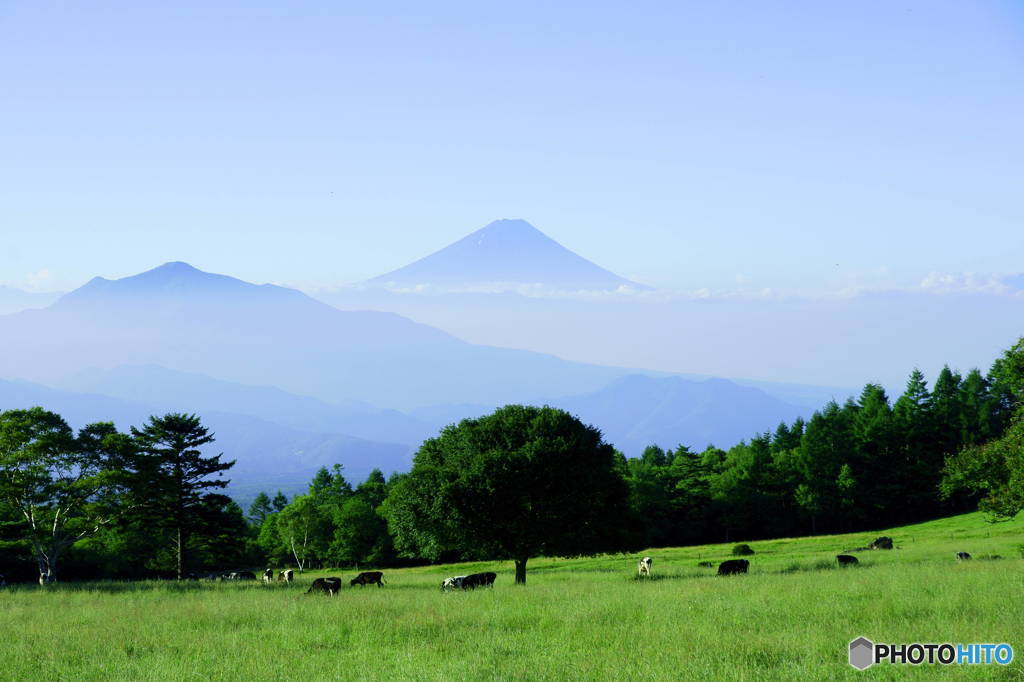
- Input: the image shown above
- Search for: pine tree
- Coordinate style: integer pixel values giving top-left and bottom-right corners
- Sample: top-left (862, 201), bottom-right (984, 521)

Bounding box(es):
top-left (130, 413), bottom-right (234, 579)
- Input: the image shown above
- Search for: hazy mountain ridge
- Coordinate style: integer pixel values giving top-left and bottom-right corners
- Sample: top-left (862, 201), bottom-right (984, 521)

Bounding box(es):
top-left (0, 261), bottom-right (633, 409)
top-left (0, 378), bottom-right (413, 499)
top-left (0, 285), bottom-right (62, 315)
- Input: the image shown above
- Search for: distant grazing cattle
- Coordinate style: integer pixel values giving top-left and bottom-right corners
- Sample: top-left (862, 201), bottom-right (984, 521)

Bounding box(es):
top-left (441, 576), bottom-right (467, 591)
top-left (185, 572), bottom-right (199, 580)
top-left (263, 568), bottom-right (274, 583)
top-left (717, 559), bottom-right (749, 576)
top-left (226, 571), bottom-right (257, 581)
top-left (697, 561), bottom-right (714, 568)
top-left (459, 572), bottom-right (497, 589)
top-left (870, 536), bottom-right (894, 550)
top-left (836, 555), bottom-right (858, 566)
top-left (956, 552), bottom-right (972, 561)
top-left (278, 569), bottom-right (294, 583)
top-left (638, 557), bottom-right (652, 577)
top-left (307, 577), bottom-right (342, 596)
top-left (350, 571), bottom-right (386, 588)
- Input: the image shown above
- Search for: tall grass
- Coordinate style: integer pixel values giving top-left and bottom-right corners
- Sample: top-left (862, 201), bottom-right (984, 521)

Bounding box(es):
top-left (2, 511), bottom-right (1022, 680)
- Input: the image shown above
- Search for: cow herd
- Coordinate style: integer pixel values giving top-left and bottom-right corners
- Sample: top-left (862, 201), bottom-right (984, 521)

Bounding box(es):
top-left (0, 542), bottom-right (981, 591)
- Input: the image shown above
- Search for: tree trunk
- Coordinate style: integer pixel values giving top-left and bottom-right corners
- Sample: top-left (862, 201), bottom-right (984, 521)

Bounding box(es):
top-left (514, 557), bottom-right (528, 585)
top-left (176, 525), bottom-right (184, 580)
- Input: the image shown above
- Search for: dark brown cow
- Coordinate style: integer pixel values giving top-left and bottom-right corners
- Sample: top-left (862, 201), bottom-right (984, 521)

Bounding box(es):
top-left (350, 571), bottom-right (386, 587)
top-left (307, 577), bottom-right (342, 595)
top-left (836, 554), bottom-right (858, 566)
top-left (717, 559), bottom-right (749, 576)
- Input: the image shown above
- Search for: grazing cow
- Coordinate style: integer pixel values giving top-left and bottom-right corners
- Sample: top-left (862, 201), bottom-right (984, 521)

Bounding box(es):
top-left (697, 561), bottom-right (714, 568)
top-left (638, 557), bottom-right (652, 577)
top-left (836, 554), bottom-right (858, 566)
top-left (956, 552), bottom-right (972, 561)
top-left (262, 568), bottom-right (274, 583)
top-left (459, 572), bottom-right (497, 589)
top-left (185, 572), bottom-right (199, 580)
top-left (441, 576), bottom-right (467, 591)
top-left (0, 574), bottom-right (5, 587)
top-left (307, 577), bottom-right (342, 596)
top-left (717, 559), bottom-right (749, 576)
top-left (227, 571), bottom-right (257, 581)
top-left (350, 571), bottom-right (386, 588)
top-left (278, 569), bottom-right (294, 583)
top-left (870, 536), bottom-right (894, 550)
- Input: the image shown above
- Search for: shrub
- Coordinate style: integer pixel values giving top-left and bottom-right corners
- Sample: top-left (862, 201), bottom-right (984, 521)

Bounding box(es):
top-left (731, 544), bottom-right (754, 556)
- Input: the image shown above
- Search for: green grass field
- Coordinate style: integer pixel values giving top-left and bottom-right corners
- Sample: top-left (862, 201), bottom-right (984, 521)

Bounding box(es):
top-left (3, 512), bottom-right (1022, 680)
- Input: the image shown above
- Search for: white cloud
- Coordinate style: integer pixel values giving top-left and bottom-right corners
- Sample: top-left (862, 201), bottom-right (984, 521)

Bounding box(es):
top-left (918, 271), bottom-right (1011, 295)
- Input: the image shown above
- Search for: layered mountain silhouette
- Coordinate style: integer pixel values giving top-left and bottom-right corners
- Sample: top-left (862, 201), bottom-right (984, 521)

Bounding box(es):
top-left (0, 261), bottom-right (632, 409)
top-left (0, 378), bottom-right (412, 503)
top-left (366, 219), bottom-right (648, 291)
top-left (408, 374), bottom-right (807, 457)
top-left (0, 285), bottom-right (61, 315)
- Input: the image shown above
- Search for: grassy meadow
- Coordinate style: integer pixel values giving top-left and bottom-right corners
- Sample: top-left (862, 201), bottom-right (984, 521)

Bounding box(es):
top-left (2, 512), bottom-right (1023, 680)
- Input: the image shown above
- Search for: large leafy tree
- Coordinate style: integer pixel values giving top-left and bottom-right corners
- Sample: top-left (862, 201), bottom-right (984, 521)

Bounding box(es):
top-left (942, 410), bottom-right (1024, 520)
top-left (387, 405), bottom-right (633, 584)
top-left (0, 408), bottom-right (130, 583)
top-left (130, 413), bottom-right (234, 579)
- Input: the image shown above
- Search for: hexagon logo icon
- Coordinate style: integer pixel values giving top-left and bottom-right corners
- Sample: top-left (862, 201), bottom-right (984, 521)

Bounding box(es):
top-left (849, 637), bottom-right (874, 670)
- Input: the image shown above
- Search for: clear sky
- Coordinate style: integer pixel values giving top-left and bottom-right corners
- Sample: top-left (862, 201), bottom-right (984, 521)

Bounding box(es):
top-left (2, 1), bottom-right (1022, 294)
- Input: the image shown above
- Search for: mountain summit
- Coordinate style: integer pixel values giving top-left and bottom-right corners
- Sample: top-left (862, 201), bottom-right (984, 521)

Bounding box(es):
top-left (366, 219), bottom-right (648, 292)
top-left (57, 261), bottom-right (308, 307)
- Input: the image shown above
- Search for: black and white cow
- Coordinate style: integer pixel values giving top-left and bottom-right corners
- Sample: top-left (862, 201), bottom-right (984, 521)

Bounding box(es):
top-left (307, 577), bottom-right (342, 596)
top-left (441, 575), bottom-right (466, 591)
top-left (638, 557), bottom-right (652, 577)
top-left (460, 572), bottom-right (497, 589)
top-left (956, 552), bottom-right (972, 561)
top-left (836, 555), bottom-right (859, 566)
top-left (278, 569), bottom-right (295, 583)
top-left (262, 568), bottom-right (274, 583)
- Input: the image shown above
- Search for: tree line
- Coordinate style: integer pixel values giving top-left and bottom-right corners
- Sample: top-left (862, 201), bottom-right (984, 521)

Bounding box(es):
top-left (3, 338), bottom-right (1023, 583)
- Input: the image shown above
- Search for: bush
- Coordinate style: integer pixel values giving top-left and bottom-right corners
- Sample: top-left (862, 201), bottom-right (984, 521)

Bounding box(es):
top-left (731, 544), bottom-right (754, 556)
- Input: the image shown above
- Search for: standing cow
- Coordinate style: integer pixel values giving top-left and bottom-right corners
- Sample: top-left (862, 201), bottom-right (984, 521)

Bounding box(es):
top-left (638, 557), bottom-right (652, 577)
top-left (350, 571), bottom-right (386, 588)
top-left (956, 552), bottom-right (972, 561)
top-left (262, 568), bottom-right (274, 583)
top-left (278, 569), bottom-right (295, 583)
top-left (836, 555), bottom-right (858, 566)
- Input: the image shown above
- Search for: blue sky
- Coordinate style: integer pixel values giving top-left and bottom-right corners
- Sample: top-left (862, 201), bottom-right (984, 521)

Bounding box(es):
top-left (2, 1), bottom-right (1021, 294)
